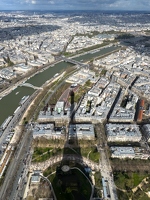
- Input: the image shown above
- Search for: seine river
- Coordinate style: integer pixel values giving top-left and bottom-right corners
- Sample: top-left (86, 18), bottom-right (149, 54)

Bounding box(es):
top-left (0, 45), bottom-right (119, 126)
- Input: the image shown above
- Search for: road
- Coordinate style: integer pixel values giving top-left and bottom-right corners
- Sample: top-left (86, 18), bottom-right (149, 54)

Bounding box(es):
top-left (11, 146), bottom-right (33, 200)
top-left (0, 127), bottom-right (33, 200)
top-left (96, 124), bottom-right (118, 200)
top-left (0, 88), bottom-right (40, 200)
top-left (0, 91), bottom-right (37, 156)
top-left (99, 148), bottom-right (118, 200)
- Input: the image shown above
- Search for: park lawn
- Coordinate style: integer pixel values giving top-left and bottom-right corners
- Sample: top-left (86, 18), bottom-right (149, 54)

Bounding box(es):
top-left (27, 197), bottom-right (34, 200)
top-left (49, 174), bottom-right (68, 200)
top-left (89, 150), bottom-right (100, 163)
top-left (116, 189), bottom-right (129, 200)
top-left (141, 177), bottom-right (150, 192)
top-left (81, 147), bottom-right (92, 158)
top-left (63, 146), bottom-right (100, 164)
top-left (114, 172), bottom-right (127, 189)
top-left (33, 146), bottom-right (100, 163)
top-left (132, 173), bottom-right (147, 186)
top-left (32, 147), bottom-right (62, 162)
top-left (32, 147), bottom-right (53, 159)
top-left (114, 172), bottom-right (147, 190)
top-left (75, 169), bottom-right (92, 198)
top-left (132, 187), bottom-right (150, 200)
top-left (33, 153), bottom-right (51, 162)
top-left (138, 193), bottom-right (150, 200)
top-left (63, 147), bottom-right (79, 155)
top-left (94, 171), bottom-right (103, 198)
top-left (49, 168), bottom-right (92, 200)
top-left (43, 165), bottom-right (57, 177)
top-left (81, 146), bottom-right (100, 163)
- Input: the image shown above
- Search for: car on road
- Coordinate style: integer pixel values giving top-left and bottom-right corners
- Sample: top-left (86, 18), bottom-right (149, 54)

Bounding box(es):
top-left (6, 137), bottom-right (11, 142)
top-left (9, 133), bottom-right (14, 137)
top-left (2, 143), bottom-right (7, 149)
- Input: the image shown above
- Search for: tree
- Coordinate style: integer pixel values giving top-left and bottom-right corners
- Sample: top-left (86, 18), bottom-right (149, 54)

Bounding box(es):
top-left (66, 187), bottom-right (72, 193)
top-left (25, 120), bottom-right (28, 125)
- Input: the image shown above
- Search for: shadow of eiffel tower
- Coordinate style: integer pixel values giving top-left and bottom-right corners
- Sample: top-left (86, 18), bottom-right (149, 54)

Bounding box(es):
top-left (50, 87), bottom-right (93, 200)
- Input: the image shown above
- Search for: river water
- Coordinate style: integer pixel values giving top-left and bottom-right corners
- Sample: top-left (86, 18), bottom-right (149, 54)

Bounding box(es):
top-left (73, 45), bottom-right (118, 62)
top-left (0, 45), bottom-right (119, 126)
top-left (0, 62), bottom-right (72, 126)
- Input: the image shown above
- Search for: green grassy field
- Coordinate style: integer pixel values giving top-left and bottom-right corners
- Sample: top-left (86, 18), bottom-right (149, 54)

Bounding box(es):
top-left (114, 171), bottom-right (150, 200)
top-left (32, 145), bottom-right (99, 163)
top-left (32, 147), bottom-right (62, 162)
top-left (114, 171), bottom-right (147, 190)
top-left (49, 167), bottom-right (92, 200)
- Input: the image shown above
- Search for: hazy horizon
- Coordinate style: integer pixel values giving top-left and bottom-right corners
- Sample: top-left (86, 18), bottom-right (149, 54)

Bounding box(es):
top-left (0, 0), bottom-right (150, 11)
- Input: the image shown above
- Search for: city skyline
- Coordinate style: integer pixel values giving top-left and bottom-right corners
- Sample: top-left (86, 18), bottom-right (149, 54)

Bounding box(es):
top-left (0, 0), bottom-right (150, 11)
top-left (0, 7), bottom-right (150, 200)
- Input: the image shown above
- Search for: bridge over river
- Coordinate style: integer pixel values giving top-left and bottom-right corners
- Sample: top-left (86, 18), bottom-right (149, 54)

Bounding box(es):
top-left (62, 56), bottom-right (89, 68)
top-left (20, 83), bottom-right (43, 90)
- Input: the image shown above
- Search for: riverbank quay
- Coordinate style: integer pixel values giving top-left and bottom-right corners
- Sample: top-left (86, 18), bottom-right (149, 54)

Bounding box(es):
top-left (0, 59), bottom-right (62, 100)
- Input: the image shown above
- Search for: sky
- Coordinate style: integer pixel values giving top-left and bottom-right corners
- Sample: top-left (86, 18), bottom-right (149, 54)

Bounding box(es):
top-left (0, 0), bottom-right (150, 11)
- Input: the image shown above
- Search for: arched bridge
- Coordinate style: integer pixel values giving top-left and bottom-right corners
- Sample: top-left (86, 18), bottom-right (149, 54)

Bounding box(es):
top-left (20, 83), bottom-right (43, 90)
top-left (62, 57), bottom-right (89, 68)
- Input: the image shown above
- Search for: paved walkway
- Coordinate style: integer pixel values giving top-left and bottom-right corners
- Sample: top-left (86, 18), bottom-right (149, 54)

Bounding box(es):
top-left (30, 154), bottom-right (99, 171)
